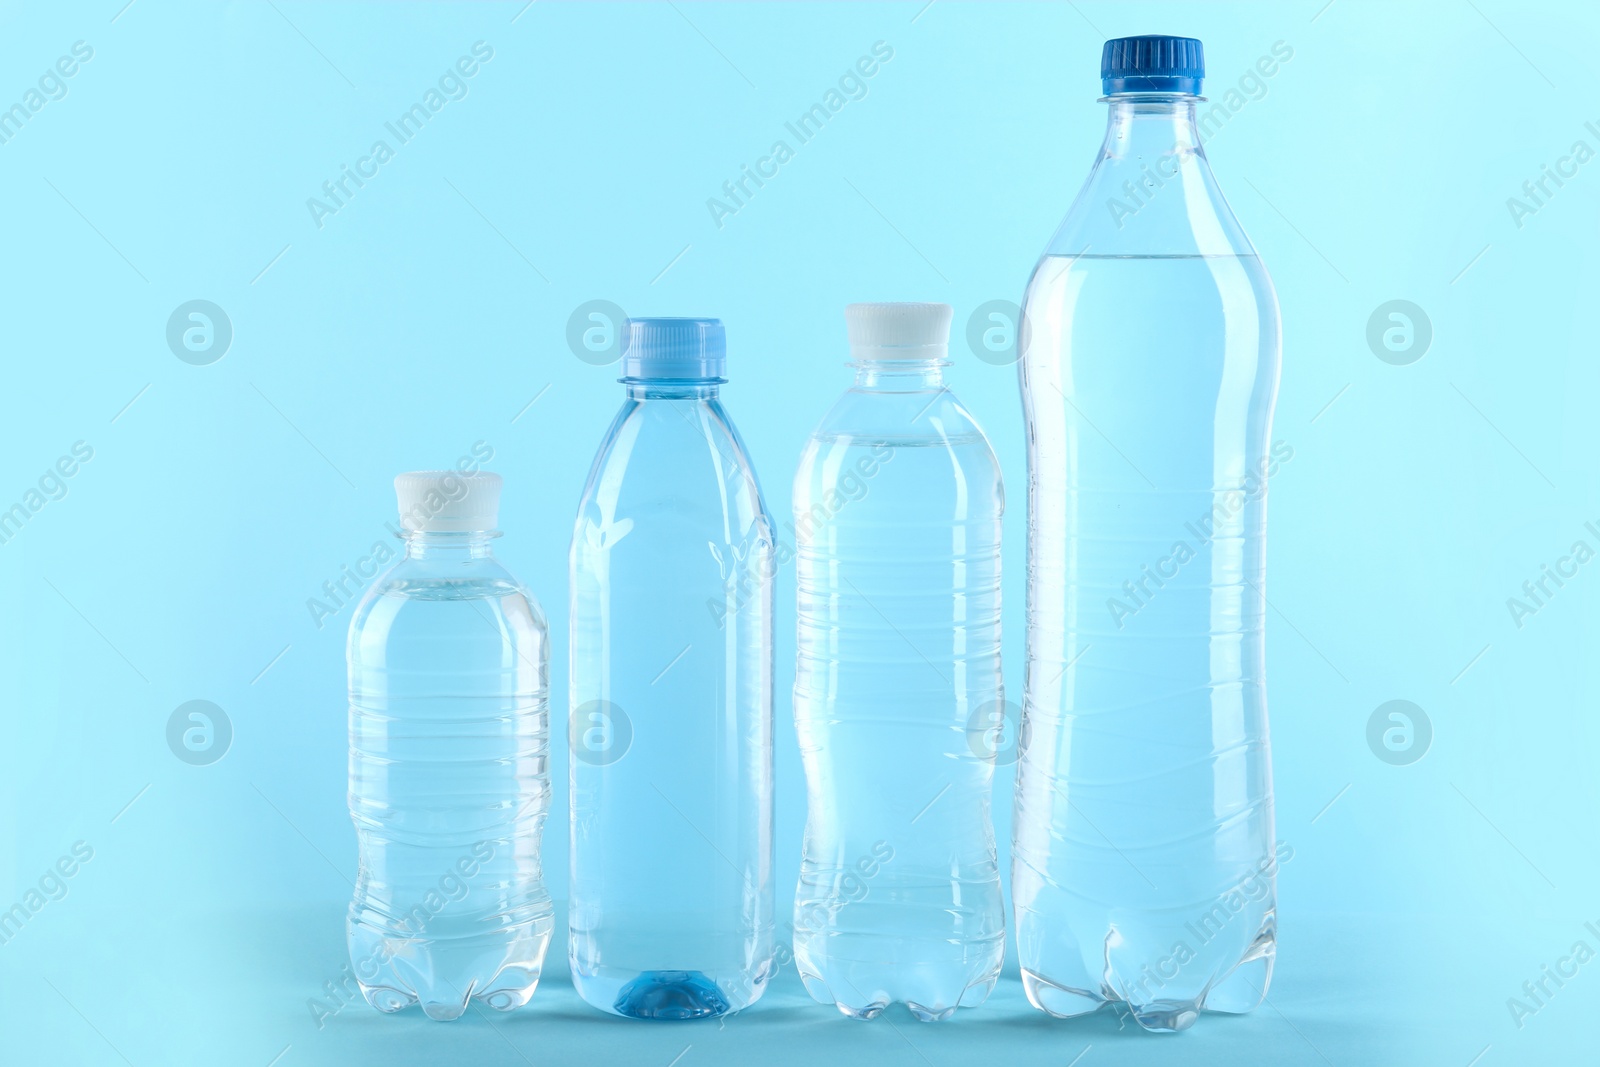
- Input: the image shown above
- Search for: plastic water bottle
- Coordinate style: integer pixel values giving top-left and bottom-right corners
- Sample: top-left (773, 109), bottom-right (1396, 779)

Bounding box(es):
top-left (569, 318), bottom-right (775, 1019)
top-left (1011, 36), bottom-right (1284, 1032)
top-left (792, 303), bottom-right (1005, 1021)
top-left (347, 471), bottom-right (553, 1021)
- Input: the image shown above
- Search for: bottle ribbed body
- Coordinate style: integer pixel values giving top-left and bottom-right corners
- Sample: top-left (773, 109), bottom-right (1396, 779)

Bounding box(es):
top-left (793, 366), bottom-right (1006, 1021)
top-left (347, 539), bottom-right (552, 1022)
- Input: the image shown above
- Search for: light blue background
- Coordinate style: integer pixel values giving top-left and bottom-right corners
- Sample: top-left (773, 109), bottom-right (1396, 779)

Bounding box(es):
top-left (0, 1), bottom-right (1595, 1064)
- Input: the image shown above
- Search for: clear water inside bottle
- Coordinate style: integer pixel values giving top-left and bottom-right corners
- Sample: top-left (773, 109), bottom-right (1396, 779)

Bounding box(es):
top-left (1014, 248), bottom-right (1281, 1032)
top-left (568, 382), bottom-right (776, 1019)
top-left (347, 548), bottom-right (553, 1022)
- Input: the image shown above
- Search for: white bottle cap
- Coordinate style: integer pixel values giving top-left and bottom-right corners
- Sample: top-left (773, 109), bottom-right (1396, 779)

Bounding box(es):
top-left (844, 302), bottom-right (953, 361)
top-left (393, 470), bottom-right (502, 533)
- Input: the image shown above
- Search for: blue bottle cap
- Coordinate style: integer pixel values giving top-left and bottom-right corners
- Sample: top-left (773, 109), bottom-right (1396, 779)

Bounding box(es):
top-left (620, 317), bottom-right (726, 381)
top-left (1101, 35), bottom-right (1204, 95)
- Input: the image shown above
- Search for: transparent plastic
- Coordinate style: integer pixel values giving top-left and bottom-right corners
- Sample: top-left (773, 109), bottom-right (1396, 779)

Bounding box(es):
top-left (347, 529), bottom-right (553, 1021)
top-left (792, 359), bottom-right (1006, 1021)
top-left (569, 378), bottom-right (776, 1019)
top-left (1012, 93), bottom-right (1283, 1032)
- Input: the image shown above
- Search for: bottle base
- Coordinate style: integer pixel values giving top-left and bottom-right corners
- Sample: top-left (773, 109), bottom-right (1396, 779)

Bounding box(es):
top-left (1200, 952), bottom-right (1273, 1014)
top-left (1020, 942), bottom-right (1274, 1033)
top-left (613, 971), bottom-right (731, 1020)
top-left (361, 976), bottom-right (541, 1021)
top-left (799, 969), bottom-right (999, 1022)
top-left (348, 914), bottom-right (553, 1022)
top-left (570, 956), bottom-right (773, 1020)
top-left (1021, 970), bottom-right (1199, 1033)
top-left (907, 1002), bottom-right (958, 1023)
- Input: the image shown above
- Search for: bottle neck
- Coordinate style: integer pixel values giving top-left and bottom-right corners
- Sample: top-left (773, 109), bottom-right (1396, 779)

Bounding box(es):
top-left (1100, 92), bottom-right (1202, 159)
top-left (852, 359), bottom-right (946, 390)
top-left (402, 530), bottom-right (497, 561)
top-left (624, 379), bottom-right (721, 401)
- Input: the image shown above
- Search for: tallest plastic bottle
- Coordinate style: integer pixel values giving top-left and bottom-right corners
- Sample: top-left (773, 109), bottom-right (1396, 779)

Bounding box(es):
top-left (1012, 36), bottom-right (1284, 1032)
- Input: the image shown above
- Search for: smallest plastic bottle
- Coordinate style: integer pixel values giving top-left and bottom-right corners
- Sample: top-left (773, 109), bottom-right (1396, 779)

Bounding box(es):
top-left (347, 471), bottom-right (554, 1021)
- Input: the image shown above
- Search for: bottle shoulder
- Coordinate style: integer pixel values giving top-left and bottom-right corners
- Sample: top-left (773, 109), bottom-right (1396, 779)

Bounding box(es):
top-left (795, 385), bottom-right (1004, 517)
top-left (573, 396), bottom-right (772, 547)
top-left (1045, 136), bottom-right (1259, 259)
top-left (348, 555), bottom-right (546, 638)
top-left (806, 384), bottom-right (998, 454)
top-left (582, 396), bottom-right (764, 481)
